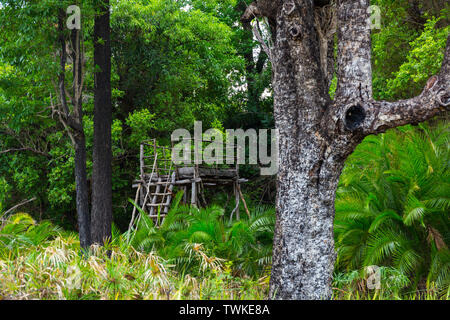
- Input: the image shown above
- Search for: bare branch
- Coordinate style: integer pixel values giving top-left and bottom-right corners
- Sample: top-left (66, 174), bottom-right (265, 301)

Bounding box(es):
top-left (2, 197), bottom-right (37, 218)
top-left (0, 127), bottom-right (50, 158)
top-left (365, 87), bottom-right (448, 135)
top-left (252, 19), bottom-right (273, 63)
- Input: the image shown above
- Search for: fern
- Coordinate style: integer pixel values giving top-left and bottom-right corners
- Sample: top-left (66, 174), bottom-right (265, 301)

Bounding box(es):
top-left (335, 121), bottom-right (450, 293)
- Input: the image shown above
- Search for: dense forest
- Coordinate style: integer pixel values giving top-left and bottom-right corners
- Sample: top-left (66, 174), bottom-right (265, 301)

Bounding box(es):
top-left (0, 0), bottom-right (449, 300)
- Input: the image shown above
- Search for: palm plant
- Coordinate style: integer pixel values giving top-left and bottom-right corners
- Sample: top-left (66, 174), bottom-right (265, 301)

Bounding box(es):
top-left (126, 191), bottom-right (275, 278)
top-left (219, 205), bottom-right (275, 276)
top-left (335, 121), bottom-right (450, 297)
top-left (0, 213), bottom-right (62, 259)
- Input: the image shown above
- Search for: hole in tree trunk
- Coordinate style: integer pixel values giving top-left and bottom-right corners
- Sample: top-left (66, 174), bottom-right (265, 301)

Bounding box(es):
top-left (289, 26), bottom-right (301, 38)
top-left (439, 93), bottom-right (450, 106)
top-left (345, 104), bottom-right (366, 131)
top-left (314, 0), bottom-right (331, 7)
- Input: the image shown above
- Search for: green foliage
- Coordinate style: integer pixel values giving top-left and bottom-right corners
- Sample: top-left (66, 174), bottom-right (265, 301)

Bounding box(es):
top-left (371, 1), bottom-right (449, 100)
top-left (335, 121), bottom-right (450, 297)
top-left (125, 109), bottom-right (156, 149)
top-left (127, 192), bottom-right (275, 278)
top-left (1, 209), bottom-right (446, 300)
top-left (0, 0), bottom-right (449, 301)
top-left (0, 0), bottom-right (247, 228)
top-left (0, 210), bottom-right (268, 300)
top-left (0, 213), bottom-right (62, 259)
top-left (385, 18), bottom-right (450, 99)
top-left (111, 0), bottom-right (243, 134)
top-left (0, 0), bottom-right (96, 222)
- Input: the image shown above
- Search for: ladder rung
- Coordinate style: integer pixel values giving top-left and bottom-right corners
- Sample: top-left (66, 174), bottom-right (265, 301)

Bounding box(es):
top-left (143, 175), bottom-right (171, 179)
top-left (147, 203), bottom-right (169, 207)
top-left (151, 193), bottom-right (172, 196)
top-left (143, 158), bottom-right (172, 161)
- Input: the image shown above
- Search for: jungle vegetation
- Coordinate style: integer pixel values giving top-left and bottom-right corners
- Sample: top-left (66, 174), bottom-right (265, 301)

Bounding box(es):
top-left (0, 0), bottom-right (448, 299)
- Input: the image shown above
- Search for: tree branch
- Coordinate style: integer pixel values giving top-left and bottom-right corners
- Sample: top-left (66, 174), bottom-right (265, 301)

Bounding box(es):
top-left (342, 35), bottom-right (450, 136)
top-left (241, 2), bottom-right (261, 23)
top-left (365, 86), bottom-right (448, 135)
top-left (252, 19), bottom-right (273, 63)
top-left (365, 34), bottom-right (450, 134)
top-left (0, 127), bottom-right (51, 158)
top-left (2, 197), bottom-right (37, 218)
top-left (241, 1), bottom-right (278, 24)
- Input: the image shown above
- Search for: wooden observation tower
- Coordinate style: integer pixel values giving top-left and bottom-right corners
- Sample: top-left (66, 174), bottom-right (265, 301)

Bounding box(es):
top-left (130, 139), bottom-right (248, 226)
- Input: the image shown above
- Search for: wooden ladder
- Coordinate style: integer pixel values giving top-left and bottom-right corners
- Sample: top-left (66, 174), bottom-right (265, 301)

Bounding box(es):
top-left (147, 171), bottom-right (176, 221)
top-left (129, 140), bottom-right (177, 227)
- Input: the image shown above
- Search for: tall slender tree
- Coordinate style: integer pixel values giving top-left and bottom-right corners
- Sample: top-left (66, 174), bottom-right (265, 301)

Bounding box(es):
top-left (242, 0), bottom-right (450, 299)
top-left (91, 0), bottom-right (112, 245)
top-left (57, 6), bottom-right (90, 249)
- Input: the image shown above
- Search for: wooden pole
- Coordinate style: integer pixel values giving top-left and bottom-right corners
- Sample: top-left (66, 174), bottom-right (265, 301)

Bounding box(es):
top-left (235, 149), bottom-right (240, 221)
top-left (139, 143), bottom-right (145, 206)
top-left (182, 186), bottom-right (187, 204)
top-left (191, 179), bottom-right (197, 207)
top-left (237, 184), bottom-right (250, 219)
top-left (140, 143), bottom-right (145, 179)
top-left (235, 181), bottom-right (240, 221)
top-left (163, 172), bottom-right (176, 214)
top-left (149, 178), bottom-right (162, 216)
top-left (127, 184), bottom-right (141, 239)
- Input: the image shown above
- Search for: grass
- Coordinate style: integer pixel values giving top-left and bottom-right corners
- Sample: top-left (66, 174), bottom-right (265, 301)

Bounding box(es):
top-left (0, 213), bottom-right (447, 300)
top-left (0, 213), bottom-right (268, 300)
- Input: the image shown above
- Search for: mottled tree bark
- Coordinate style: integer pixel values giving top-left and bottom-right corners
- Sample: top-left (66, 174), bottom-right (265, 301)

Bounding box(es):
top-left (243, 0), bottom-right (450, 300)
top-left (91, 0), bottom-right (112, 245)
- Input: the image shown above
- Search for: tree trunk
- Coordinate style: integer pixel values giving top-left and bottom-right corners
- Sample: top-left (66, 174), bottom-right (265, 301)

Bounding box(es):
top-left (74, 134), bottom-right (91, 248)
top-left (271, 153), bottom-right (344, 299)
top-left (243, 0), bottom-right (450, 300)
top-left (57, 9), bottom-right (91, 249)
top-left (72, 27), bottom-right (91, 250)
top-left (268, 0), bottom-right (340, 300)
top-left (91, 0), bottom-right (112, 245)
